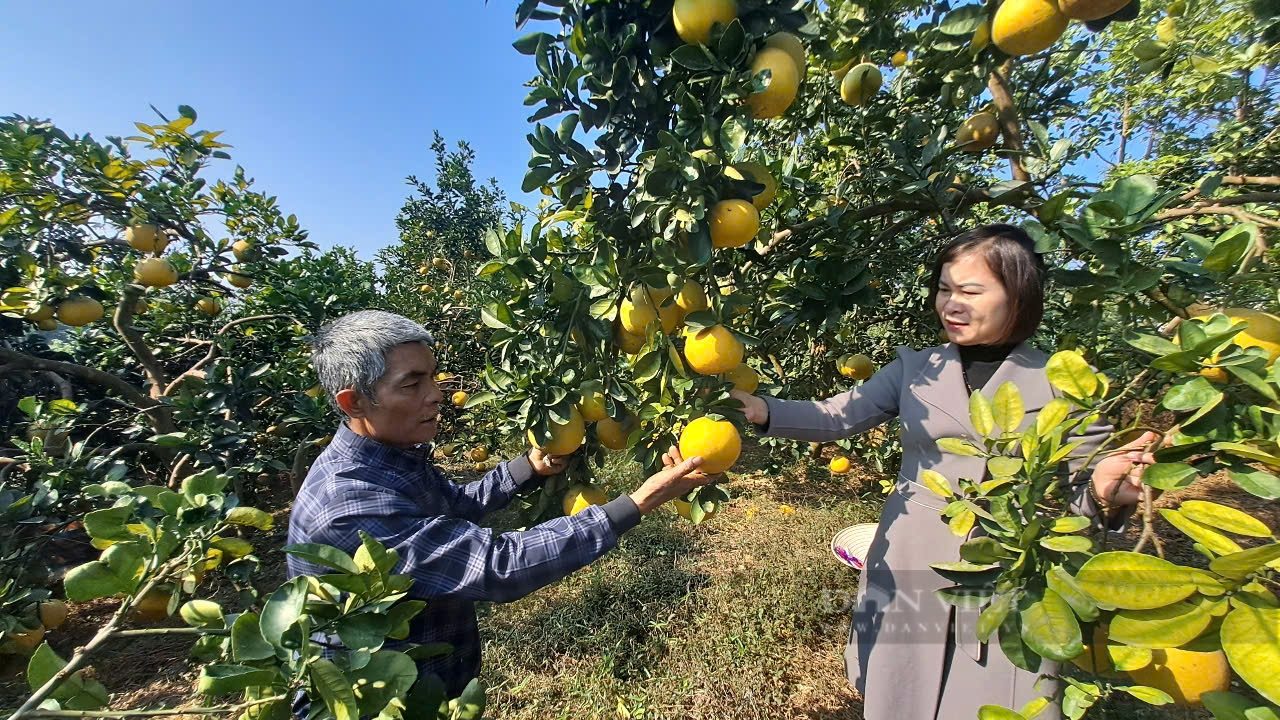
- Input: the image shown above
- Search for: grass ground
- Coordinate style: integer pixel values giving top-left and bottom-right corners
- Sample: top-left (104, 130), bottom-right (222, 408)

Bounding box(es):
top-left (5, 440), bottom-right (1268, 719)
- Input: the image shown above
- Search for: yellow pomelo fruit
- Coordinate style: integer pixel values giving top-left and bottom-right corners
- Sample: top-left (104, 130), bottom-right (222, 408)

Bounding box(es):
top-left (596, 416), bottom-right (632, 450)
top-left (453, 290), bottom-right (465, 301)
top-left (746, 47), bottom-right (801, 119)
top-left (1, 626), bottom-right (45, 654)
top-left (418, 264), bottom-right (431, 275)
top-left (232, 240), bottom-right (257, 261)
top-left (829, 455), bottom-right (852, 474)
top-left (957, 112), bottom-right (1000, 151)
top-left (616, 328), bottom-right (646, 354)
top-left (452, 391), bottom-right (469, 407)
top-left (764, 32), bottom-right (807, 75)
top-left (676, 498), bottom-right (720, 521)
top-left (226, 267), bottom-right (253, 289)
top-left (563, 484), bottom-right (610, 516)
top-left (1058, 0), bottom-right (1131, 19)
top-left (578, 385), bottom-right (608, 422)
top-left (433, 257), bottom-right (447, 269)
top-left (675, 279), bottom-right (709, 314)
top-left (1125, 647), bottom-right (1231, 706)
top-left (620, 286), bottom-right (659, 334)
top-left (125, 223), bottom-right (162, 252)
top-left (470, 447), bottom-right (489, 462)
top-left (684, 325), bottom-right (744, 375)
top-left (720, 363), bottom-right (759, 393)
top-left (26, 304), bottom-right (55, 322)
top-left (38, 600), bottom-right (69, 630)
top-left (1200, 366), bottom-right (1229, 384)
top-left (437, 443), bottom-right (456, 457)
top-left (134, 258), bottom-right (178, 287)
top-left (840, 62), bottom-right (882, 106)
top-left (419, 284), bottom-right (434, 293)
top-left (435, 372), bottom-right (452, 382)
top-left (473, 461), bottom-right (489, 471)
top-left (709, 199), bottom-right (760, 249)
top-left (992, 0), bottom-right (1069, 56)
top-left (891, 50), bottom-right (908, 67)
top-left (527, 406), bottom-right (586, 456)
top-left (842, 353), bottom-right (875, 380)
top-left (733, 162), bottom-right (777, 210)
top-left (672, 0), bottom-right (738, 45)
top-left (36, 318), bottom-right (58, 331)
top-left (971, 20), bottom-right (992, 52)
top-left (679, 416), bottom-right (742, 474)
top-left (56, 297), bottom-right (104, 327)
top-left (130, 587), bottom-right (173, 622)
top-left (1193, 308), bottom-right (1280, 365)
top-left (195, 297), bottom-right (222, 316)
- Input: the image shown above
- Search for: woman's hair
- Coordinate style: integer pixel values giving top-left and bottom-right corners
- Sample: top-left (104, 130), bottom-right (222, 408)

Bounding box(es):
top-left (927, 223), bottom-right (1047, 345)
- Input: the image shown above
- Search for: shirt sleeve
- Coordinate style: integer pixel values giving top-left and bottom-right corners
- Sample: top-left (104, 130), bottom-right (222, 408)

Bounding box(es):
top-left (758, 354), bottom-right (906, 442)
top-left (444, 455), bottom-right (540, 522)
top-left (322, 487), bottom-right (639, 604)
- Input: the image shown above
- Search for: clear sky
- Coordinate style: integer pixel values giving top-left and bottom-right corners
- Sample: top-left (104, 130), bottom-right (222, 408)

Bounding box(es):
top-left (0, 1), bottom-right (542, 261)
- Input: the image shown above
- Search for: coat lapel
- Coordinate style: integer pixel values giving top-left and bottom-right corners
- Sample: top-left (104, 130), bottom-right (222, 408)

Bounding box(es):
top-left (909, 342), bottom-right (1052, 441)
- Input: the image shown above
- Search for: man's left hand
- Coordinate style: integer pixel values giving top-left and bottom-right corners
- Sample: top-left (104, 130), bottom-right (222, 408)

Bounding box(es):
top-left (529, 447), bottom-right (569, 476)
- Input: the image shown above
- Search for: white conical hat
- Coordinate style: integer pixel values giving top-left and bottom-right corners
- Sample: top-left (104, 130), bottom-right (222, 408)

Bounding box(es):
top-left (831, 523), bottom-right (878, 570)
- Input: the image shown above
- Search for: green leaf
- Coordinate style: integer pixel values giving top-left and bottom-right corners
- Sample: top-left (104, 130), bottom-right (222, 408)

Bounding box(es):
top-left (1020, 588), bottom-right (1084, 661)
top-left (354, 532), bottom-right (399, 576)
top-left (1179, 500), bottom-right (1272, 537)
top-left (939, 4), bottom-right (989, 35)
top-left (719, 116), bottom-right (747, 153)
top-left (920, 469), bottom-right (954, 498)
top-left (512, 31), bottom-right (553, 55)
top-left (970, 391), bottom-right (995, 437)
top-left (1046, 565), bottom-right (1099, 622)
top-left (977, 706), bottom-right (1025, 720)
top-left (961, 537), bottom-right (1008, 564)
top-left (1160, 509), bottom-right (1244, 556)
top-left (1142, 462), bottom-right (1199, 491)
top-left (1202, 691), bottom-right (1280, 720)
top-left (1162, 377), bottom-right (1223, 414)
top-left (1123, 685), bottom-right (1175, 705)
top-left (992, 382), bottom-right (1025, 433)
top-left (522, 166), bottom-right (554, 193)
top-left (225, 507), bottom-right (274, 531)
top-left (1229, 467), bottom-right (1280, 499)
top-left (1107, 644), bottom-right (1154, 672)
top-left (197, 664), bottom-right (278, 695)
top-left (1036, 398), bottom-right (1071, 437)
top-left (385, 600), bottom-right (427, 641)
top-left (670, 44), bottom-right (715, 70)
top-left (1019, 696), bottom-right (1051, 720)
top-left (259, 577), bottom-right (308, 648)
top-left (1047, 351), bottom-right (1098, 399)
top-left (1040, 535), bottom-right (1094, 553)
top-left (1210, 543), bottom-right (1280, 580)
top-left (180, 599), bottom-right (225, 629)
top-left (1075, 552), bottom-right (1200, 610)
top-left (1124, 331), bottom-right (1182, 357)
top-left (336, 613), bottom-right (392, 653)
top-left (83, 505), bottom-right (135, 541)
top-left (999, 606), bottom-right (1043, 673)
top-left (1204, 223), bottom-right (1257, 272)
top-left (27, 644), bottom-right (110, 710)
top-left (311, 659), bottom-right (359, 720)
top-left (950, 509), bottom-right (976, 537)
top-left (1110, 601), bottom-right (1214, 649)
top-left (988, 456), bottom-right (1024, 477)
top-left (180, 468), bottom-right (227, 501)
top-left (231, 612), bottom-right (275, 662)
top-left (1220, 605), bottom-right (1280, 705)
top-left (282, 543), bottom-right (360, 575)
top-left (937, 437), bottom-right (984, 457)
top-left (1051, 516), bottom-right (1091, 533)
top-left (349, 651), bottom-right (419, 717)
top-left (1109, 174), bottom-right (1159, 215)
top-left (64, 543), bottom-right (145, 602)
top-left (978, 593), bottom-right (1014, 643)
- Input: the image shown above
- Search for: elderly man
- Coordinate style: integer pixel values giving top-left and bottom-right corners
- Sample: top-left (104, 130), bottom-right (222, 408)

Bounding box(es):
top-left (287, 310), bottom-right (711, 696)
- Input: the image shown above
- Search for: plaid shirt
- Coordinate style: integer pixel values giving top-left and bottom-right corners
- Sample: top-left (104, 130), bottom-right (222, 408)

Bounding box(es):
top-left (287, 422), bottom-right (638, 695)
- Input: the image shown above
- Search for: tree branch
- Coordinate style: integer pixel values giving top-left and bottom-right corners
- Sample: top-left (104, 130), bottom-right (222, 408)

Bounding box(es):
top-left (987, 60), bottom-right (1030, 183)
top-left (163, 314), bottom-right (304, 397)
top-left (112, 285), bottom-right (169, 398)
top-left (0, 349), bottom-right (174, 433)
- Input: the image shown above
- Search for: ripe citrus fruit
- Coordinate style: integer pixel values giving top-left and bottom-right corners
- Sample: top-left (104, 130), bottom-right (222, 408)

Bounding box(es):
top-left (733, 162), bottom-right (777, 211)
top-left (232, 240), bottom-right (258, 262)
top-left (36, 318), bottom-right (58, 331)
top-left (527, 406), bottom-right (586, 456)
top-left (451, 391), bottom-right (469, 407)
top-left (676, 497), bottom-right (720, 522)
top-left (672, 0), bottom-right (737, 45)
top-left (130, 587), bottom-right (173, 622)
top-left (679, 416), bottom-right (742, 474)
top-left (992, 0), bottom-right (1069, 56)
top-left (746, 47), bottom-right (801, 119)
top-left (1125, 647), bottom-right (1231, 706)
top-left (437, 443), bottom-right (456, 457)
top-left (578, 385), bottom-right (608, 422)
top-left (125, 223), bottom-right (162, 253)
top-left (675, 279), bottom-right (709, 314)
top-left (195, 297), bottom-right (222, 316)
top-left (764, 32), bottom-right (806, 75)
top-left (432, 257), bottom-right (447, 269)
top-left (709, 199), bottom-right (760, 249)
top-left (473, 462), bottom-right (488, 472)
top-left (957, 112), bottom-right (1000, 151)
top-left (720, 363), bottom-right (759, 393)
top-left (419, 284), bottom-right (434, 293)
top-left (563, 484), bottom-right (610, 516)
top-left (1058, 0), bottom-right (1131, 19)
top-left (470, 447), bottom-right (489, 462)
top-left (57, 296), bottom-right (104, 327)
top-left (841, 353), bottom-right (875, 380)
top-left (840, 62), bottom-right (882, 106)
top-left (134, 258), bottom-right (178, 287)
top-left (596, 415), bottom-right (632, 450)
top-left (616, 328), bottom-right (646, 354)
top-left (26, 304), bottom-right (54, 322)
top-left (1200, 366), bottom-right (1229, 384)
top-left (0, 625), bottom-right (45, 654)
top-left (684, 325), bottom-right (744, 375)
top-left (891, 50), bottom-right (908, 67)
top-left (226, 268), bottom-right (253, 289)
top-left (620, 286), bottom-right (659, 334)
top-left (829, 455), bottom-right (852, 474)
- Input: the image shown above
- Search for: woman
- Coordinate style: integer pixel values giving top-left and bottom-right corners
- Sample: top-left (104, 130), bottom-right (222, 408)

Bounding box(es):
top-left (731, 225), bottom-right (1155, 719)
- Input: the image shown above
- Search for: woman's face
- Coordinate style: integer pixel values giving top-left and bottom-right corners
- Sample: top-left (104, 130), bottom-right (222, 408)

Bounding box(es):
top-left (935, 252), bottom-right (1012, 346)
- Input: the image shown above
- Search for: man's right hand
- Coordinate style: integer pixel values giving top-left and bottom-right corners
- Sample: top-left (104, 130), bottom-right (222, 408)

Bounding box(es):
top-left (730, 390), bottom-right (769, 426)
top-left (629, 446), bottom-right (716, 515)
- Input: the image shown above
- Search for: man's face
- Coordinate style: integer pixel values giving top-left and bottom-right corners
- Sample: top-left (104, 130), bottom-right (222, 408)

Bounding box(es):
top-left (344, 343), bottom-right (444, 447)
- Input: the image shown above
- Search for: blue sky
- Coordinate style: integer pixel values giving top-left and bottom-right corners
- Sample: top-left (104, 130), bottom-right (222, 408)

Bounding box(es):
top-left (0, 1), bottom-right (542, 261)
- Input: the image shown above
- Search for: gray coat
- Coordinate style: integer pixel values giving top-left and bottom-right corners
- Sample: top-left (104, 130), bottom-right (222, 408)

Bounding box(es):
top-left (762, 342), bottom-right (1112, 720)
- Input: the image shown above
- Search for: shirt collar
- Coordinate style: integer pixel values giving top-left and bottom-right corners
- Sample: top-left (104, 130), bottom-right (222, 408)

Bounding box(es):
top-left (332, 421), bottom-right (434, 473)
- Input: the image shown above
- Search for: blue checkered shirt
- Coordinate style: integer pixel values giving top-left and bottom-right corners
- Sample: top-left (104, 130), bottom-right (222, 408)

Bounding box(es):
top-left (287, 422), bottom-right (639, 695)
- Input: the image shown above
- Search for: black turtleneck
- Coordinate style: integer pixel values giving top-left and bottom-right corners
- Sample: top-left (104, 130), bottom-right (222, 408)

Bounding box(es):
top-left (957, 343), bottom-right (1017, 394)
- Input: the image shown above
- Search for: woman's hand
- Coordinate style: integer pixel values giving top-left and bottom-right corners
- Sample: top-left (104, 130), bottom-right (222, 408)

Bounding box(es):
top-left (730, 390), bottom-right (769, 426)
top-left (1091, 431), bottom-right (1160, 509)
top-left (528, 447), bottom-right (570, 476)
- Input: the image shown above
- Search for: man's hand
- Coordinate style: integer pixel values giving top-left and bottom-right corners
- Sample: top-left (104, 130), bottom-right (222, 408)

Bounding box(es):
top-left (730, 390), bottom-right (769, 426)
top-left (528, 447), bottom-right (569, 476)
top-left (1091, 431), bottom-right (1160, 509)
top-left (629, 446), bottom-right (716, 515)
